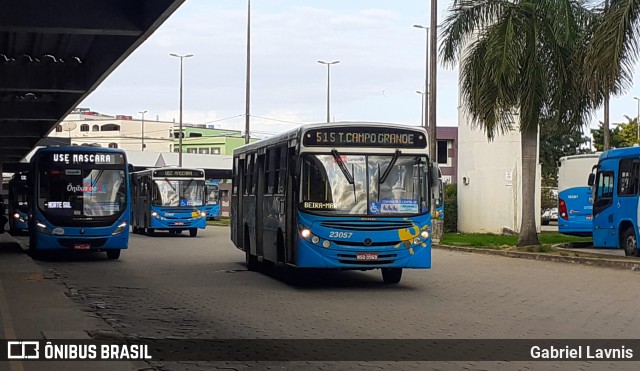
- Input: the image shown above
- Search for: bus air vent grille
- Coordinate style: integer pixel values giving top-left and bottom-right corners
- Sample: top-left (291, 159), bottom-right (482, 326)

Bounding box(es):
top-left (319, 221), bottom-right (413, 231)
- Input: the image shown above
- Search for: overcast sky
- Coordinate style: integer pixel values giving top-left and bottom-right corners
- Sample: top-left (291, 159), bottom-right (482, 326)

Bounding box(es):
top-left (80, 0), bottom-right (640, 138)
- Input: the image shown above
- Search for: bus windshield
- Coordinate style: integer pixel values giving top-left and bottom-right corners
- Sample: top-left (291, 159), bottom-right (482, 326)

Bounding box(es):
top-left (300, 154), bottom-right (429, 215)
top-left (206, 185), bottom-right (219, 205)
top-left (38, 168), bottom-right (126, 217)
top-left (154, 179), bottom-right (205, 207)
top-left (11, 180), bottom-right (29, 213)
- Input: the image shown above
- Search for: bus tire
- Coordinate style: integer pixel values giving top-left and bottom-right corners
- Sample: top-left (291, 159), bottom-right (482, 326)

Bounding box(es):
top-left (381, 268), bottom-right (403, 284)
top-left (107, 249), bottom-right (121, 260)
top-left (621, 228), bottom-right (639, 257)
top-left (244, 230), bottom-right (259, 271)
top-left (189, 228), bottom-right (198, 237)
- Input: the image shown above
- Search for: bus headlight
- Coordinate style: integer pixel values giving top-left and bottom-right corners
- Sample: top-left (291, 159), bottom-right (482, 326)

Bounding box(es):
top-left (311, 236), bottom-right (320, 244)
top-left (413, 237), bottom-right (422, 245)
top-left (13, 213), bottom-right (20, 219)
top-left (322, 240), bottom-right (331, 248)
top-left (36, 221), bottom-right (52, 235)
top-left (300, 229), bottom-right (311, 239)
top-left (421, 231), bottom-right (429, 239)
top-left (112, 221), bottom-right (128, 235)
top-left (151, 211), bottom-right (158, 218)
top-left (200, 211), bottom-right (207, 218)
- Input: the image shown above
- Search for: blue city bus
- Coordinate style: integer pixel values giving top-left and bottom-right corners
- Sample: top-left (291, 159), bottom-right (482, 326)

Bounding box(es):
top-left (8, 172), bottom-right (29, 235)
top-left (558, 153), bottom-right (600, 236)
top-left (201, 180), bottom-right (221, 220)
top-left (231, 122), bottom-right (441, 284)
top-left (29, 147), bottom-right (130, 259)
top-left (130, 167), bottom-right (207, 237)
top-left (589, 147), bottom-right (640, 256)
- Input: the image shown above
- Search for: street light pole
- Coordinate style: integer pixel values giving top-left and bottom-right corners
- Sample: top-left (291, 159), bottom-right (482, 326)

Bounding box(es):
top-left (244, 0), bottom-right (251, 144)
top-left (428, 0), bottom-right (438, 165)
top-left (139, 110), bottom-right (147, 151)
top-left (416, 91), bottom-right (426, 128)
top-left (318, 60), bottom-right (339, 123)
top-left (169, 53), bottom-right (193, 166)
top-left (635, 97), bottom-right (640, 142)
top-left (413, 24), bottom-right (429, 129)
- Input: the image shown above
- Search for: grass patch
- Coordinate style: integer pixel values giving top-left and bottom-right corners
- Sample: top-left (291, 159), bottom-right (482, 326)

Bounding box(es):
top-left (440, 232), bottom-right (591, 251)
top-left (207, 216), bottom-right (230, 227)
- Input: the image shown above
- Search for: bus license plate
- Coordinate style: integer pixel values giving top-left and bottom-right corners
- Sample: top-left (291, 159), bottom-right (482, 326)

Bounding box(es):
top-left (174, 222), bottom-right (185, 225)
top-left (356, 253), bottom-right (378, 261)
top-left (74, 243), bottom-right (90, 250)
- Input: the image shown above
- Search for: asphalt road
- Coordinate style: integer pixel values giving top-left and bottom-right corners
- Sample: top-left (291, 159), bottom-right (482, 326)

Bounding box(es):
top-left (19, 227), bottom-right (640, 370)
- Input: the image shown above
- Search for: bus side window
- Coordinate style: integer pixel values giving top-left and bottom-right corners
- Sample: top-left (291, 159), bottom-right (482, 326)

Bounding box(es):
top-left (618, 159), bottom-right (634, 196)
top-left (594, 171), bottom-right (614, 216)
top-left (277, 145), bottom-right (287, 194)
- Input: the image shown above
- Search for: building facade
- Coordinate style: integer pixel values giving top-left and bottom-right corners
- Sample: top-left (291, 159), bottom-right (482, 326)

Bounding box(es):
top-left (173, 125), bottom-right (253, 155)
top-left (49, 108), bottom-right (174, 152)
top-left (436, 127), bottom-right (458, 184)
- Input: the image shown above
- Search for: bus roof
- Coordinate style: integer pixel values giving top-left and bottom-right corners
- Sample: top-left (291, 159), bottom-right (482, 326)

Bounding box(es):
top-left (599, 146), bottom-right (640, 161)
top-left (233, 121), bottom-right (428, 156)
top-left (559, 153), bottom-right (602, 162)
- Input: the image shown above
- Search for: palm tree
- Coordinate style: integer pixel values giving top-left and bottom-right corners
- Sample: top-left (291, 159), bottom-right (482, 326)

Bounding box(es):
top-left (440, 0), bottom-right (596, 246)
top-left (585, 0), bottom-right (640, 128)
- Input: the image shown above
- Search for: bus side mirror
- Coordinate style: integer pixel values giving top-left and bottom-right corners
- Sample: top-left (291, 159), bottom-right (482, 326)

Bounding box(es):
top-left (430, 163), bottom-right (440, 187)
top-left (587, 173), bottom-right (595, 187)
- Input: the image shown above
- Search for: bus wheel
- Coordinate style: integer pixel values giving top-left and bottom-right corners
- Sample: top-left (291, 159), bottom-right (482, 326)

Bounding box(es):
top-left (622, 228), bottom-right (639, 257)
top-left (381, 268), bottom-right (403, 284)
top-left (189, 229), bottom-right (198, 237)
top-left (107, 250), bottom-right (121, 260)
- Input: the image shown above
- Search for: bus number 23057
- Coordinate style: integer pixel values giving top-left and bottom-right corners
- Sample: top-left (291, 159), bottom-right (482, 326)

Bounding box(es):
top-left (329, 231), bottom-right (353, 239)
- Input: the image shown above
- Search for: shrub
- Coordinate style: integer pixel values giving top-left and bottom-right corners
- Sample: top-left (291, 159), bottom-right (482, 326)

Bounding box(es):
top-left (444, 183), bottom-right (457, 232)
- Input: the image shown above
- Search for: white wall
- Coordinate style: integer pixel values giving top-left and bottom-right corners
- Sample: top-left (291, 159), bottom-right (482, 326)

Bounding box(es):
top-left (49, 115), bottom-right (174, 152)
top-left (457, 106), bottom-right (541, 234)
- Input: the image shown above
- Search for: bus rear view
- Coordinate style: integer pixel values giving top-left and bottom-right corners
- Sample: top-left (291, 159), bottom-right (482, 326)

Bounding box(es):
top-left (30, 147), bottom-right (130, 259)
top-left (558, 154), bottom-right (599, 236)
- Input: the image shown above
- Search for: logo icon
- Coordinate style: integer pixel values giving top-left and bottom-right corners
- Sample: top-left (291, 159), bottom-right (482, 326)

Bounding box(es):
top-left (7, 341), bottom-right (40, 359)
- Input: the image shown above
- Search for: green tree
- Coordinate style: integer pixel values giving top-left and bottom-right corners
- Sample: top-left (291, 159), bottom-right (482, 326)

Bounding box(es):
top-left (592, 115), bottom-right (640, 150)
top-left (586, 0), bottom-right (640, 121)
top-left (539, 119), bottom-right (591, 185)
top-left (441, 0), bottom-right (596, 246)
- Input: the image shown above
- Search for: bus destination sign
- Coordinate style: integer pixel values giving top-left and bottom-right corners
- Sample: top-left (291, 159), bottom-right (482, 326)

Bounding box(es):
top-left (303, 127), bottom-right (427, 148)
top-left (47, 152), bottom-right (125, 165)
top-left (153, 169), bottom-right (204, 178)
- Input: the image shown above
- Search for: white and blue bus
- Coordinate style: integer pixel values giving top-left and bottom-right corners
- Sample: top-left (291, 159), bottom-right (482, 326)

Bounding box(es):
top-left (589, 147), bottom-right (640, 256)
top-left (29, 147), bottom-right (130, 259)
top-left (557, 153), bottom-right (600, 236)
top-left (8, 172), bottom-right (29, 235)
top-left (130, 167), bottom-right (207, 237)
top-left (201, 179), bottom-right (221, 220)
top-left (231, 122), bottom-right (440, 284)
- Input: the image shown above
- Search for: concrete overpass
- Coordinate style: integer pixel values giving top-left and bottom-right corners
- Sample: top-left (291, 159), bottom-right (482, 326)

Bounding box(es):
top-left (0, 0), bottom-right (185, 169)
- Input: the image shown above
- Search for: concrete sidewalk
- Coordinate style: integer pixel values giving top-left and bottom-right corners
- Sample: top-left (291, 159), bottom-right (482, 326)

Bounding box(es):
top-left (0, 233), bottom-right (143, 371)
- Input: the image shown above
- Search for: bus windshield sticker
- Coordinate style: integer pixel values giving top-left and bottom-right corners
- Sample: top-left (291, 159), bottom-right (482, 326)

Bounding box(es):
top-left (65, 169), bottom-right (81, 176)
top-left (369, 202), bottom-right (381, 214)
top-left (380, 198), bottom-right (419, 213)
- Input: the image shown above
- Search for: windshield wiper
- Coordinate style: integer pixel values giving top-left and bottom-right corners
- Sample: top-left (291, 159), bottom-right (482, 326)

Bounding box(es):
top-left (331, 149), bottom-right (354, 184)
top-left (379, 149), bottom-right (401, 184)
top-left (164, 178), bottom-right (177, 192)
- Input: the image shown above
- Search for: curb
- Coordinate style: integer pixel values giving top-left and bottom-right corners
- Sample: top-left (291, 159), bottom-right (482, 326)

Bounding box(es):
top-left (434, 244), bottom-right (640, 271)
